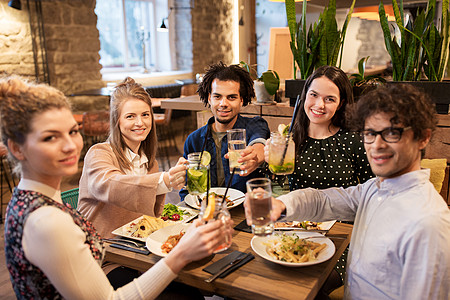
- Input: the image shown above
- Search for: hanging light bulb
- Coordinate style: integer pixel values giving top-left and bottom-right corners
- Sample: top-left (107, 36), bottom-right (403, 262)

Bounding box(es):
top-left (157, 18), bottom-right (168, 32)
top-left (8, 0), bottom-right (22, 10)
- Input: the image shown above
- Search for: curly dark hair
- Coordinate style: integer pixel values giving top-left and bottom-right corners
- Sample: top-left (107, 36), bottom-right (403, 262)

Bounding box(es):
top-left (292, 65), bottom-right (354, 155)
top-left (346, 83), bottom-right (437, 142)
top-left (197, 61), bottom-right (255, 107)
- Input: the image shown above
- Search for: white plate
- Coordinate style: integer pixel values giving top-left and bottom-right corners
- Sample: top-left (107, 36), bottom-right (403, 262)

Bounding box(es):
top-left (184, 187), bottom-right (245, 210)
top-left (274, 220), bottom-right (337, 231)
top-left (251, 231), bottom-right (336, 267)
top-left (111, 206), bottom-right (198, 242)
top-left (146, 223), bottom-right (191, 257)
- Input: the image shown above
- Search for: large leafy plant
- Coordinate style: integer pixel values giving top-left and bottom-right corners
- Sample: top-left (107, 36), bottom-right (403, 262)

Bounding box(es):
top-left (349, 56), bottom-right (387, 87)
top-left (240, 61), bottom-right (280, 96)
top-left (285, 0), bottom-right (356, 79)
top-left (379, 0), bottom-right (450, 81)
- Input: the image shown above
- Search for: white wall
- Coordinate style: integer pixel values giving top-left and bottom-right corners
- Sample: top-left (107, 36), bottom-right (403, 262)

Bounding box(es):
top-left (255, 1), bottom-right (362, 76)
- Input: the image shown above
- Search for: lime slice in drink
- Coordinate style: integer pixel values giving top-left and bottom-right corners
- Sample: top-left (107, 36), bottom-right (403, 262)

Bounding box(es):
top-left (201, 151), bottom-right (211, 166)
top-left (188, 169), bottom-right (204, 178)
top-left (278, 123), bottom-right (290, 136)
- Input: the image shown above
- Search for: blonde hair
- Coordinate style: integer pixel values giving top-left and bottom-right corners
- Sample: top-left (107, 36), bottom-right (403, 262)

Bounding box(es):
top-left (108, 77), bottom-right (157, 172)
top-left (0, 76), bottom-right (71, 173)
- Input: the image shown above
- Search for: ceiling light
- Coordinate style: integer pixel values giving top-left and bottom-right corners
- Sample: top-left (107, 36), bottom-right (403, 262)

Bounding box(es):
top-left (8, 0), bottom-right (21, 10)
top-left (157, 18), bottom-right (168, 32)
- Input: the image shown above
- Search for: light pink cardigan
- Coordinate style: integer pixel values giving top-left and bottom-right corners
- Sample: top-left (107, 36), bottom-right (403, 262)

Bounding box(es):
top-left (78, 143), bottom-right (165, 238)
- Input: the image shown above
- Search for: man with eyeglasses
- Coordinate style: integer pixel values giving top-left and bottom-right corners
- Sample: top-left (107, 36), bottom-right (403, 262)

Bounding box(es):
top-left (245, 84), bottom-right (450, 299)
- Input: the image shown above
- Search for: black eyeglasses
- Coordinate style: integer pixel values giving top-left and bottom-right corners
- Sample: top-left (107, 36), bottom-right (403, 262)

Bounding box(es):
top-left (360, 127), bottom-right (412, 144)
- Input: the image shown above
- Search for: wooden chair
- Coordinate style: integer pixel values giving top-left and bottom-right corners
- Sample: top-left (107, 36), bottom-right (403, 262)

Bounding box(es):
top-left (81, 110), bottom-right (110, 154)
top-left (154, 108), bottom-right (179, 170)
top-left (0, 143), bottom-right (16, 223)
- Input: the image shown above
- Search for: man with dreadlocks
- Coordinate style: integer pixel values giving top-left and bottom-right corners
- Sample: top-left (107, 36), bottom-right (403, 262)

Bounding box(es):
top-left (180, 62), bottom-right (270, 200)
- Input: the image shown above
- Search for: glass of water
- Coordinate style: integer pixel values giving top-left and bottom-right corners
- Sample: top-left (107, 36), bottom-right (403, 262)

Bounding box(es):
top-left (246, 178), bottom-right (273, 236)
top-left (227, 128), bottom-right (247, 175)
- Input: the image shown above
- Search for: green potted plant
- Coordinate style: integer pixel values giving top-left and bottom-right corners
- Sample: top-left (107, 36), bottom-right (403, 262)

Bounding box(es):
top-left (285, 0), bottom-right (356, 106)
top-left (379, 0), bottom-right (450, 114)
top-left (240, 61), bottom-right (280, 103)
top-left (349, 56), bottom-right (387, 100)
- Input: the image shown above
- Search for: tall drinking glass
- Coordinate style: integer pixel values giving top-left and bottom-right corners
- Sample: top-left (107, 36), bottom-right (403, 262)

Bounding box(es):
top-left (186, 152), bottom-right (209, 196)
top-left (227, 128), bottom-right (247, 175)
top-left (199, 195), bottom-right (232, 253)
top-left (246, 178), bottom-right (273, 236)
top-left (268, 132), bottom-right (295, 175)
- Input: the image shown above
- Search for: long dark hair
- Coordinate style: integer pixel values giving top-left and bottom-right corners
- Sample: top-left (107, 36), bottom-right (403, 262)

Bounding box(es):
top-left (292, 66), bottom-right (353, 155)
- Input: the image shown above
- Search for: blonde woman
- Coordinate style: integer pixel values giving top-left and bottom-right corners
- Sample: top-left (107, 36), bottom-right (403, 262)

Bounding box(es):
top-left (78, 77), bottom-right (187, 239)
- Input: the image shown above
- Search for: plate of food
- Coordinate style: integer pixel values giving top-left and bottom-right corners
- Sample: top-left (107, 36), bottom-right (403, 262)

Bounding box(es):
top-left (146, 223), bottom-right (191, 257)
top-left (111, 204), bottom-right (198, 242)
top-left (274, 220), bottom-right (336, 231)
top-left (184, 187), bottom-right (245, 210)
top-left (251, 231), bottom-right (336, 267)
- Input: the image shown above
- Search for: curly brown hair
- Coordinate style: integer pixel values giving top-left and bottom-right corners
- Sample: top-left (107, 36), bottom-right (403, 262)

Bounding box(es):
top-left (108, 77), bottom-right (157, 172)
top-left (0, 76), bottom-right (71, 172)
top-left (346, 83), bottom-right (437, 142)
top-left (292, 66), bottom-right (354, 154)
top-left (197, 61), bottom-right (255, 107)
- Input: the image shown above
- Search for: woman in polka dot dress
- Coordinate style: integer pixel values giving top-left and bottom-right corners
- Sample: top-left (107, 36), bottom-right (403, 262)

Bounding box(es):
top-left (289, 65), bottom-right (374, 190)
top-left (266, 66), bottom-right (374, 297)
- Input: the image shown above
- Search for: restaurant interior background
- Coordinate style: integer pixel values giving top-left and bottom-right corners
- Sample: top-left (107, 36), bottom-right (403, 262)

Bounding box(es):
top-left (1, 0), bottom-right (426, 114)
top-left (0, 0), bottom-right (449, 298)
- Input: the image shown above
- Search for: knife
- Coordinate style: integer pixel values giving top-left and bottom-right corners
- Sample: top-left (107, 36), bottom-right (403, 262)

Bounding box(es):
top-left (110, 243), bottom-right (151, 255)
top-left (205, 252), bottom-right (250, 283)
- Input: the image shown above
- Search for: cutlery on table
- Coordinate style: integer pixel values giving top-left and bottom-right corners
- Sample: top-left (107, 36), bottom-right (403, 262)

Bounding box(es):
top-left (103, 238), bottom-right (145, 248)
top-left (205, 252), bottom-right (250, 283)
top-left (299, 235), bottom-right (348, 240)
top-left (109, 243), bottom-right (150, 255)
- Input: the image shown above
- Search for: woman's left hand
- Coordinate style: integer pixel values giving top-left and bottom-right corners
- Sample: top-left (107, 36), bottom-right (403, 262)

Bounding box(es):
top-left (165, 157), bottom-right (188, 189)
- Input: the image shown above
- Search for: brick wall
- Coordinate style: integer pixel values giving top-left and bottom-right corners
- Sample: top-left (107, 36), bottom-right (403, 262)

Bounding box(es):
top-left (174, 0), bottom-right (193, 70)
top-left (0, 0), bottom-right (104, 95)
top-left (1, 0), bottom-right (234, 97)
top-left (191, 0), bottom-right (234, 75)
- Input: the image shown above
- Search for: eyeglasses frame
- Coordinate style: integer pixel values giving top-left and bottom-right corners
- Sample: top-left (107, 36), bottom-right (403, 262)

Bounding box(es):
top-left (360, 126), bottom-right (412, 144)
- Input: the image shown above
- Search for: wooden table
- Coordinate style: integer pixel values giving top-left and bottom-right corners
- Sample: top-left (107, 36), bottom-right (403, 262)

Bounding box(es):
top-left (105, 206), bottom-right (352, 300)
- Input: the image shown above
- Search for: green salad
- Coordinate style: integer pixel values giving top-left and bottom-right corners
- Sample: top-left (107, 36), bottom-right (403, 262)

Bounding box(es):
top-left (161, 203), bottom-right (189, 221)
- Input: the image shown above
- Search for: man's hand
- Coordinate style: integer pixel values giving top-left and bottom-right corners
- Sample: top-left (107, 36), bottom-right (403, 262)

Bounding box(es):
top-left (225, 143), bottom-right (265, 175)
top-left (244, 194), bottom-right (286, 225)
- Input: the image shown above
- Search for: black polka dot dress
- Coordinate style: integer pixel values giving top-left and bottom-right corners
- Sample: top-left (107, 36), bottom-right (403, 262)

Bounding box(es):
top-left (288, 129), bottom-right (374, 191)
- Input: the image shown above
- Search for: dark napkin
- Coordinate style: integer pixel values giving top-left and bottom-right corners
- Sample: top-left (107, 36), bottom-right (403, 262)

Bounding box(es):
top-left (110, 243), bottom-right (150, 255)
top-left (234, 219), bottom-right (252, 233)
top-left (203, 250), bottom-right (254, 278)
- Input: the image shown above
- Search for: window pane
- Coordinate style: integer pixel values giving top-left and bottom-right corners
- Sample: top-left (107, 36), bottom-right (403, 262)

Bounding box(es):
top-left (95, 0), bottom-right (125, 68)
top-left (124, 1), bottom-right (153, 67)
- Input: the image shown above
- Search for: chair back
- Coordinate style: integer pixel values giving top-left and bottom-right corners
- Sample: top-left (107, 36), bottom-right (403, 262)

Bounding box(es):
top-left (82, 110), bottom-right (110, 137)
top-left (61, 187), bottom-right (79, 209)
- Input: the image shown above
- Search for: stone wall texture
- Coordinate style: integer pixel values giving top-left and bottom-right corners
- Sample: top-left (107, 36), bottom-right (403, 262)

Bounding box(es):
top-left (1, 0), bottom-right (234, 101)
top-left (357, 19), bottom-right (391, 67)
top-left (0, 0), bottom-right (104, 95)
top-left (174, 0), bottom-right (193, 71)
top-left (192, 0), bottom-right (234, 75)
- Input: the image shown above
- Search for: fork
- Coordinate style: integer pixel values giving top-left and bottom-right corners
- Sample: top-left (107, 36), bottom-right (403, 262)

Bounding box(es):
top-left (103, 238), bottom-right (144, 248)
